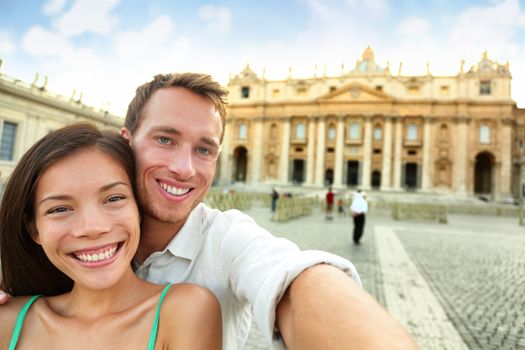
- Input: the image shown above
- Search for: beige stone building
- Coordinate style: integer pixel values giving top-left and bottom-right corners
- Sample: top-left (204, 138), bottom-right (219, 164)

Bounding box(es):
top-left (221, 48), bottom-right (523, 201)
top-left (0, 66), bottom-right (122, 187)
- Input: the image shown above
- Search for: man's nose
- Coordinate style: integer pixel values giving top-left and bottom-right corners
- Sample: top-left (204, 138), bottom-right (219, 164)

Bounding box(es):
top-left (168, 144), bottom-right (196, 180)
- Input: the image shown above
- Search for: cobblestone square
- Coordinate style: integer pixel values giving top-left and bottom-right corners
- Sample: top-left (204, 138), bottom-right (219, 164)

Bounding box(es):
top-left (241, 205), bottom-right (525, 350)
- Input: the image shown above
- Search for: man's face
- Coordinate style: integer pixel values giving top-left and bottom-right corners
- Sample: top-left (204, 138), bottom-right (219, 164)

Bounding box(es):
top-left (122, 87), bottom-right (222, 228)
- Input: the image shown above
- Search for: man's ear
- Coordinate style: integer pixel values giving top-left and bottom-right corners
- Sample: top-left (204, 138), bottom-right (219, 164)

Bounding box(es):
top-left (120, 127), bottom-right (132, 145)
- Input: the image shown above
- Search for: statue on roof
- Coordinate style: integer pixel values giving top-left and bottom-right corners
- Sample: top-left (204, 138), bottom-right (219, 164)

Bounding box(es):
top-left (351, 46), bottom-right (385, 74)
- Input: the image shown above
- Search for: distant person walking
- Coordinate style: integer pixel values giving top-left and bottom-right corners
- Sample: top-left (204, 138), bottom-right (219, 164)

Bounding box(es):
top-left (326, 187), bottom-right (335, 220)
top-left (271, 188), bottom-right (279, 212)
top-left (337, 198), bottom-right (345, 217)
top-left (351, 190), bottom-right (368, 244)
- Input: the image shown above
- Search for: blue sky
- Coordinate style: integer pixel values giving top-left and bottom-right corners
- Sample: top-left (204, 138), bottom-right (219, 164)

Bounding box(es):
top-left (1, 0), bottom-right (525, 115)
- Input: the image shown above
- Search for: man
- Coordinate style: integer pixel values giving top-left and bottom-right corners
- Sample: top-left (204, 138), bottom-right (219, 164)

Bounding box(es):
top-left (1, 73), bottom-right (416, 349)
top-left (351, 190), bottom-right (368, 245)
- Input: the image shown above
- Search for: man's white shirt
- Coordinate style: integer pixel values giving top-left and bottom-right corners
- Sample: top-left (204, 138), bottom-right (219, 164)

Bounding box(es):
top-left (135, 203), bottom-right (361, 349)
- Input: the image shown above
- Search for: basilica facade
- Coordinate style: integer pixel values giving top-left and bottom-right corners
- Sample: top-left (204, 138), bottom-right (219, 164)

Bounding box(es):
top-left (219, 48), bottom-right (523, 201)
top-left (0, 66), bottom-right (122, 186)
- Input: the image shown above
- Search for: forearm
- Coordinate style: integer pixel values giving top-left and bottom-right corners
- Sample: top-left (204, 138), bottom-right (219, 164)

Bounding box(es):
top-left (276, 264), bottom-right (418, 350)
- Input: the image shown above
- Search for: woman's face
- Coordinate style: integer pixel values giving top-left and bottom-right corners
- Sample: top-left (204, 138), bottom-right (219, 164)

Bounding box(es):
top-left (33, 148), bottom-right (140, 290)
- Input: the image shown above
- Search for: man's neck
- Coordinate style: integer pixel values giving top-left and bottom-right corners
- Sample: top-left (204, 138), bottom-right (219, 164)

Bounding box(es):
top-left (135, 217), bottom-right (185, 264)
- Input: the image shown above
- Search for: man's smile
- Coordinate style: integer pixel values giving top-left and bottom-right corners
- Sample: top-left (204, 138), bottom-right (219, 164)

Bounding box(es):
top-left (158, 180), bottom-right (193, 196)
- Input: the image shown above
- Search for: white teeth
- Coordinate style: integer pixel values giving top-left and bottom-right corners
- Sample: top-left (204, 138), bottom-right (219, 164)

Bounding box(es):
top-left (75, 246), bottom-right (117, 263)
top-left (160, 182), bottom-right (190, 196)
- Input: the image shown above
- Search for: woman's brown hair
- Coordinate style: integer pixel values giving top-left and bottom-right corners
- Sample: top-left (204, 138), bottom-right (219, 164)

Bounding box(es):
top-left (0, 123), bottom-right (137, 296)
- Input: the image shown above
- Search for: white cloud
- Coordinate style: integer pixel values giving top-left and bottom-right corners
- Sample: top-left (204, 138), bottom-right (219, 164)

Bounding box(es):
top-left (115, 15), bottom-right (174, 56)
top-left (448, 0), bottom-right (522, 58)
top-left (21, 26), bottom-right (74, 57)
top-left (42, 0), bottom-right (69, 16)
top-left (398, 17), bottom-right (430, 38)
top-left (0, 31), bottom-right (16, 55)
top-left (54, 0), bottom-right (119, 37)
top-left (198, 5), bottom-right (232, 33)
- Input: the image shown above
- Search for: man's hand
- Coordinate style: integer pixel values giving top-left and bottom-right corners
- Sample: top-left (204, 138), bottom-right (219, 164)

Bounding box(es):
top-left (0, 291), bottom-right (9, 305)
top-left (276, 264), bottom-right (418, 350)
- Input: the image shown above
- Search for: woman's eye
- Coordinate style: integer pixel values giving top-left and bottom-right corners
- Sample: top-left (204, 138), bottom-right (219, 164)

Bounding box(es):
top-left (48, 207), bottom-right (69, 214)
top-left (107, 195), bottom-right (125, 203)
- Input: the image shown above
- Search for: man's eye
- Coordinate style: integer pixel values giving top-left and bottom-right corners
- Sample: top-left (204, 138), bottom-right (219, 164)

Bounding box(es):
top-left (197, 146), bottom-right (210, 156)
top-left (158, 137), bottom-right (171, 145)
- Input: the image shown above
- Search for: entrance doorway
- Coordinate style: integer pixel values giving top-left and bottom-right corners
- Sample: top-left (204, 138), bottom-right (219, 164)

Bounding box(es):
top-left (346, 161), bottom-right (359, 186)
top-left (292, 159), bottom-right (305, 184)
top-left (474, 152), bottom-right (494, 195)
top-left (325, 168), bottom-right (334, 186)
top-left (404, 163), bottom-right (418, 190)
top-left (233, 146), bottom-right (248, 182)
top-left (371, 170), bottom-right (381, 189)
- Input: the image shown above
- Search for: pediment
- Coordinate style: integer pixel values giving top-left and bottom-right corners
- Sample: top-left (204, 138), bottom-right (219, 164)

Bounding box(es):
top-left (317, 82), bottom-right (394, 102)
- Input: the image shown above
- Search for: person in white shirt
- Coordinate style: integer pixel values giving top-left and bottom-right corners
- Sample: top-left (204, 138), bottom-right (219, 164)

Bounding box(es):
top-left (0, 73), bottom-right (417, 350)
top-left (351, 190), bottom-right (369, 245)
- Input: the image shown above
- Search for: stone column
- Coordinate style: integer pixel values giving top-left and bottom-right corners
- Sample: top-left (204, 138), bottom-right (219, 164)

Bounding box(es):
top-left (306, 117), bottom-right (317, 186)
top-left (381, 116), bottom-right (393, 190)
top-left (334, 115), bottom-right (345, 188)
top-left (314, 117), bottom-right (326, 187)
top-left (279, 117), bottom-right (291, 184)
top-left (453, 117), bottom-right (469, 196)
top-left (250, 117), bottom-right (264, 183)
top-left (421, 116), bottom-right (434, 191)
top-left (393, 117), bottom-right (403, 190)
top-left (220, 120), bottom-right (232, 184)
top-left (361, 115), bottom-right (372, 189)
top-left (499, 118), bottom-right (513, 200)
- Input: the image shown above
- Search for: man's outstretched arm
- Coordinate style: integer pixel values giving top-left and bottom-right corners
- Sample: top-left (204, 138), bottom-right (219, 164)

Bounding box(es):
top-left (276, 264), bottom-right (418, 350)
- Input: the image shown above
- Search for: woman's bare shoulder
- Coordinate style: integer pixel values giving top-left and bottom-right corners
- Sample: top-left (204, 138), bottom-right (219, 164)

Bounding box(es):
top-left (0, 296), bottom-right (40, 348)
top-left (159, 284), bottom-right (222, 349)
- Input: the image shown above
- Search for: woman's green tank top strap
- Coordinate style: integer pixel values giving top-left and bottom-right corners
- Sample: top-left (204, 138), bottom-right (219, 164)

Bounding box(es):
top-left (147, 283), bottom-right (174, 350)
top-left (9, 294), bottom-right (42, 350)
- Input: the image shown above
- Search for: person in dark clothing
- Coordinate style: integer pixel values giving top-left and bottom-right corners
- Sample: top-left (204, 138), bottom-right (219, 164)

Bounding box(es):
top-left (325, 187), bottom-right (334, 220)
top-left (271, 188), bottom-right (279, 212)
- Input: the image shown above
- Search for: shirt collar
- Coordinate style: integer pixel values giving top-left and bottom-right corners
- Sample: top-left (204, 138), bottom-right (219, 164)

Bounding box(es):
top-left (165, 203), bottom-right (207, 261)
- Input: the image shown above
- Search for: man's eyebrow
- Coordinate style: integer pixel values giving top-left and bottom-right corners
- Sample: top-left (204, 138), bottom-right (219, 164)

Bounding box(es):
top-left (200, 137), bottom-right (220, 150)
top-left (148, 126), bottom-right (181, 136)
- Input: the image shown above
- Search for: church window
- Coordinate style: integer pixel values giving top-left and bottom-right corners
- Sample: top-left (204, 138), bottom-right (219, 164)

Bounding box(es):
top-left (479, 125), bottom-right (490, 144)
top-left (440, 85), bottom-right (450, 96)
top-left (241, 86), bottom-right (250, 98)
top-left (272, 88), bottom-right (280, 97)
top-left (238, 123), bottom-right (247, 140)
top-left (373, 126), bottom-right (382, 140)
top-left (375, 85), bottom-right (383, 92)
top-left (408, 86), bottom-right (420, 95)
top-left (329, 86), bottom-right (337, 93)
top-left (328, 125), bottom-right (336, 140)
top-left (0, 121), bottom-right (17, 161)
top-left (295, 123), bottom-right (305, 139)
top-left (349, 122), bottom-right (360, 140)
top-left (480, 81), bottom-right (491, 95)
top-left (297, 87), bottom-right (307, 96)
top-left (407, 124), bottom-right (417, 141)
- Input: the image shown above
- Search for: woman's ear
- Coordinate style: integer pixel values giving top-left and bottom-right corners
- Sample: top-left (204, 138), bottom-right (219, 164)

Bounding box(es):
top-left (24, 215), bottom-right (41, 245)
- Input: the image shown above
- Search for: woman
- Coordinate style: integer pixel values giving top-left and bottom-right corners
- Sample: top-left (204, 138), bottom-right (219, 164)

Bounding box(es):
top-left (0, 123), bottom-right (221, 349)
